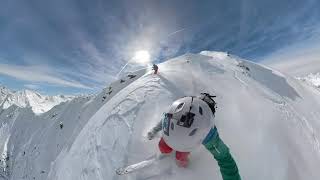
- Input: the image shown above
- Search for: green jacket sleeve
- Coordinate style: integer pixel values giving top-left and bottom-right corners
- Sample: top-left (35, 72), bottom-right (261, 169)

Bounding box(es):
top-left (203, 128), bottom-right (241, 180)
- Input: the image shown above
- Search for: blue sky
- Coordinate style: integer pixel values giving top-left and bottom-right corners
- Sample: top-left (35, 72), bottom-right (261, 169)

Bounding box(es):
top-left (1, 0), bottom-right (320, 95)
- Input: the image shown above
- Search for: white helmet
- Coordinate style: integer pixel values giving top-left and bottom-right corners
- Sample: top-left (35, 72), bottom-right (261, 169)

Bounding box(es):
top-left (162, 96), bottom-right (214, 152)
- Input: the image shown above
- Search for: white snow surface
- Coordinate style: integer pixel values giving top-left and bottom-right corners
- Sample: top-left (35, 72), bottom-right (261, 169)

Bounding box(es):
top-left (0, 70), bottom-right (145, 180)
top-left (1, 52), bottom-right (320, 180)
top-left (0, 87), bottom-right (73, 114)
top-left (297, 73), bottom-right (320, 89)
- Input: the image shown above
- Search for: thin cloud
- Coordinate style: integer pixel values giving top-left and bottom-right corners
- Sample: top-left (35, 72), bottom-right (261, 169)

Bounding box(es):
top-left (24, 84), bottom-right (40, 90)
top-left (0, 63), bottom-right (92, 89)
top-left (261, 38), bottom-right (320, 76)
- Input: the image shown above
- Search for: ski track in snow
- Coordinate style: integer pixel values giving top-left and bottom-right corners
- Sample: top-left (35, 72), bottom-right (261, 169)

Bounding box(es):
top-left (110, 76), bottom-right (164, 180)
top-left (234, 61), bottom-right (320, 157)
top-left (280, 102), bottom-right (320, 153)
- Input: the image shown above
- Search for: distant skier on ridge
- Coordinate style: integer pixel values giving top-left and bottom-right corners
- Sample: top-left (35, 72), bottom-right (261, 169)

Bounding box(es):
top-left (152, 64), bottom-right (158, 74)
top-left (147, 93), bottom-right (241, 180)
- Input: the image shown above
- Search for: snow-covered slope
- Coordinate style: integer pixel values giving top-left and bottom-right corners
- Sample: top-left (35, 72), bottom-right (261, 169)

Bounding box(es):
top-left (0, 87), bottom-right (73, 114)
top-left (0, 86), bottom-right (12, 107)
top-left (263, 55), bottom-right (320, 93)
top-left (261, 51), bottom-right (320, 92)
top-left (297, 73), bottom-right (320, 89)
top-left (49, 52), bottom-right (320, 180)
top-left (0, 69), bottom-right (146, 180)
top-left (2, 52), bottom-right (320, 180)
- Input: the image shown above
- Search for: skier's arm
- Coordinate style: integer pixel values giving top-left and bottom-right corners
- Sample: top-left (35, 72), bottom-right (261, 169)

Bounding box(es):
top-left (147, 120), bottom-right (162, 140)
top-left (202, 127), bottom-right (241, 180)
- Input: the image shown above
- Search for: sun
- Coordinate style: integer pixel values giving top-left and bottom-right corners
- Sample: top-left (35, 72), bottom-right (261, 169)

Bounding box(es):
top-left (133, 50), bottom-right (151, 64)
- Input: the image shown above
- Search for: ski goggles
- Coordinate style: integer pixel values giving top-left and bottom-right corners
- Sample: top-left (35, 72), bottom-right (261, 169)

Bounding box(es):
top-left (163, 112), bottom-right (195, 136)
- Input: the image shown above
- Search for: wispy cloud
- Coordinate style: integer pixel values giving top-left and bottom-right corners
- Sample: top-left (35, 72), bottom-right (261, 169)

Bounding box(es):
top-left (261, 37), bottom-right (320, 76)
top-left (24, 84), bottom-right (40, 90)
top-left (0, 63), bottom-right (92, 89)
top-left (1, 0), bottom-right (320, 95)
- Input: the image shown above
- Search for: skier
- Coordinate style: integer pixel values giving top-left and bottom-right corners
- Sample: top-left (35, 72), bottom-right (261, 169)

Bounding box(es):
top-left (147, 93), bottom-right (241, 180)
top-left (152, 64), bottom-right (158, 74)
top-left (59, 122), bottom-right (63, 129)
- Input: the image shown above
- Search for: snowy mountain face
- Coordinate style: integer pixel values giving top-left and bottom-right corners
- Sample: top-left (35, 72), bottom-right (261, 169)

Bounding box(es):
top-left (1, 52), bottom-right (320, 180)
top-left (262, 52), bottom-right (320, 94)
top-left (0, 87), bottom-right (73, 114)
top-left (0, 70), bottom-right (146, 180)
top-left (0, 86), bottom-right (11, 106)
top-left (297, 72), bottom-right (320, 89)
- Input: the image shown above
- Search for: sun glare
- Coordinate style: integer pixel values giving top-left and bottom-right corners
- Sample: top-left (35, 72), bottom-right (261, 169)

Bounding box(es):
top-left (133, 50), bottom-right (151, 64)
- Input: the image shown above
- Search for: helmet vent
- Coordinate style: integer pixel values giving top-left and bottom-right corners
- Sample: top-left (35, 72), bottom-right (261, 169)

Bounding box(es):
top-left (175, 103), bottom-right (185, 113)
top-left (189, 128), bottom-right (198, 136)
top-left (199, 106), bottom-right (203, 115)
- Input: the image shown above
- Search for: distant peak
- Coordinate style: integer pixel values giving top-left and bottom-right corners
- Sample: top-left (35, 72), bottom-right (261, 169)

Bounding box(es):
top-left (0, 86), bottom-right (74, 114)
top-left (0, 84), bottom-right (8, 90)
top-left (0, 85), bottom-right (12, 95)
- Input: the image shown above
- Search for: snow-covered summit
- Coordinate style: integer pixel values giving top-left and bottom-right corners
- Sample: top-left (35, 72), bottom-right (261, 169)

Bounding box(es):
top-left (0, 86), bottom-right (74, 114)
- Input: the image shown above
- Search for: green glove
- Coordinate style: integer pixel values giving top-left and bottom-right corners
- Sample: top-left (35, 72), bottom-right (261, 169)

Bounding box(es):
top-left (202, 127), bottom-right (241, 180)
